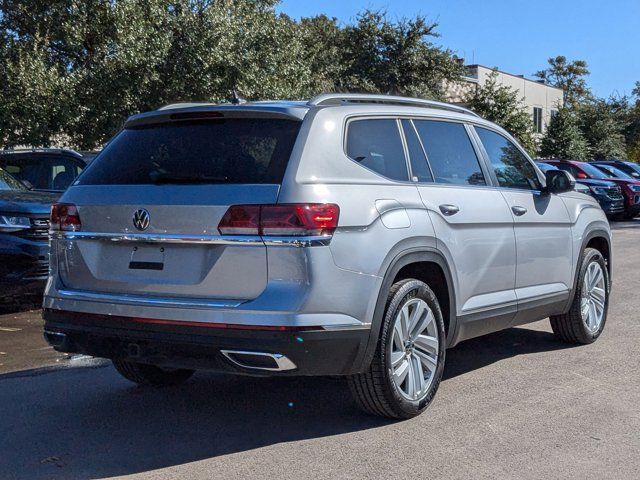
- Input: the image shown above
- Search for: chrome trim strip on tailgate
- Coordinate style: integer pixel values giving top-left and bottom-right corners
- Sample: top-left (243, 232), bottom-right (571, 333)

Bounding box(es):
top-left (53, 231), bottom-right (331, 247)
top-left (56, 289), bottom-right (244, 309)
top-left (53, 231), bottom-right (264, 246)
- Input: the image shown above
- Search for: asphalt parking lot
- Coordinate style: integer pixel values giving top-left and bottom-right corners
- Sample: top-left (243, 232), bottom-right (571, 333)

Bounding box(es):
top-left (0, 222), bottom-right (638, 480)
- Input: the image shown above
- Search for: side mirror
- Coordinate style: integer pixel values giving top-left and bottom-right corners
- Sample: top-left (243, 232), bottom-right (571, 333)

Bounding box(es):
top-left (544, 170), bottom-right (575, 194)
top-left (20, 179), bottom-right (34, 190)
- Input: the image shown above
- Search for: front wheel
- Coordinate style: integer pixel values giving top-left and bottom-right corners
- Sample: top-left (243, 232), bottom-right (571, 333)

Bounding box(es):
top-left (348, 279), bottom-right (446, 419)
top-left (113, 359), bottom-right (195, 386)
top-left (550, 248), bottom-right (609, 344)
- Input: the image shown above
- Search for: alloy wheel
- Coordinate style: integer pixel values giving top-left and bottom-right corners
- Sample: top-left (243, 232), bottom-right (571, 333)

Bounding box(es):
top-left (390, 297), bottom-right (440, 401)
top-left (580, 262), bottom-right (606, 334)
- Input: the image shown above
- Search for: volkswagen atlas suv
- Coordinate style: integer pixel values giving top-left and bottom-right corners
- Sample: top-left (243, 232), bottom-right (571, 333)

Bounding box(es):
top-left (43, 94), bottom-right (613, 419)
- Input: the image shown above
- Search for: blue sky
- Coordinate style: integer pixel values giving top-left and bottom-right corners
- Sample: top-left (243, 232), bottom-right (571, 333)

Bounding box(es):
top-left (278, 0), bottom-right (640, 99)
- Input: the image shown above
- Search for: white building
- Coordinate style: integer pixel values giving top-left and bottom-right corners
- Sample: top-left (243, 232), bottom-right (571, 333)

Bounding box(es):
top-left (446, 64), bottom-right (564, 135)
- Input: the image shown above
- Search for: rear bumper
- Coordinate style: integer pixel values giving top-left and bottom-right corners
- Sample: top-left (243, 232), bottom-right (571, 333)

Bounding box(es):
top-left (43, 309), bottom-right (371, 376)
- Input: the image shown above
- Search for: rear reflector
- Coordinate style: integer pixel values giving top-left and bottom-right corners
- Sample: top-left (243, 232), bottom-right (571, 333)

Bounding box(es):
top-left (43, 309), bottom-right (323, 332)
top-left (218, 203), bottom-right (339, 237)
top-left (50, 203), bottom-right (82, 231)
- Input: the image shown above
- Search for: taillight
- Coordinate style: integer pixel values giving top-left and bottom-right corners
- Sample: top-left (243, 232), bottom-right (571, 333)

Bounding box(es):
top-left (217, 205), bottom-right (260, 235)
top-left (218, 204), bottom-right (339, 237)
top-left (50, 203), bottom-right (82, 231)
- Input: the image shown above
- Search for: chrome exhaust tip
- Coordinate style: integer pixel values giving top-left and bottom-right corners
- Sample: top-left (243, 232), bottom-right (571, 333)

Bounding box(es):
top-left (44, 330), bottom-right (68, 349)
top-left (220, 350), bottom-right (297, 371)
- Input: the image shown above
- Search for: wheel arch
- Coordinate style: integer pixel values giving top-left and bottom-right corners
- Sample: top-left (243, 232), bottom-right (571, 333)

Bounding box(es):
top-left (565, 228), bottom-right (612, 311)
top-left (356, 248), bottom-right (457, 373)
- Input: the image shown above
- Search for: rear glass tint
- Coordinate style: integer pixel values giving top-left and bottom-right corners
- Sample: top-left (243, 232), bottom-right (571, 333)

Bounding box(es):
top-left (77, 119), bottom-right (301, 185)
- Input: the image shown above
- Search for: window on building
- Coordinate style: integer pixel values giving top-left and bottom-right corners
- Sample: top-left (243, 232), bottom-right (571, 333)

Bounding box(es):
top-left (550, 109), bottom-right (559, 122)
top-left (346, 119), bottom-right (409, 181)
top-left (476, 127), bottom-right (542, 190)
top-left (413, 120), bottom-right (486, 186)
top-left (533, 107), bottom-right (543, 134)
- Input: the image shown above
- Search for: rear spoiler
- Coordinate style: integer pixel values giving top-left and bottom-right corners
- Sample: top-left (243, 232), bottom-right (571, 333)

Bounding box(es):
top-left (125, 105), bottom-right (307, 128)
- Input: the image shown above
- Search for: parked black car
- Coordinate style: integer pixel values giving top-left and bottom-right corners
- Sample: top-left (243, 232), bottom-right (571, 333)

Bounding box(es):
top-left (536, 161), bottom-right (624, 217)
top-left (0, 149), bottom-right (87, 193)
top-left (592, 160), bottom-right (640, 180)
top-left (0, 167), bottom-right (57, 302)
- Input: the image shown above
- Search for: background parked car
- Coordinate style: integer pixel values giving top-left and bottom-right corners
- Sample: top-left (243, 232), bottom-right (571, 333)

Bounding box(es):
top-left (535, 162), bottom-right (591, 195)
top-left (536, 160), bottom-right (624, 218)
top-left (592, 160), bottom-right (640, 179)
top-left (0, 149), bottom-right (87, 193)
top-left (543, 159), bottom-right (639, 219)
top-left (0, 167), bottom-right (57, 304)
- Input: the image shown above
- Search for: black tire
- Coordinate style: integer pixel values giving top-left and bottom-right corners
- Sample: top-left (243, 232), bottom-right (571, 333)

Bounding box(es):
top-left (550, 248), bottom-right (609, 344)
top-left (348, 279), bottom-right (446, 419)
top-left (112, 359), bottom-right (195, 386)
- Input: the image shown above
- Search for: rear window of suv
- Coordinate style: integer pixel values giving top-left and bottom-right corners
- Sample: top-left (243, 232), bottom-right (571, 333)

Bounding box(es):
top-left (77, 118), bottom-right (301, 185)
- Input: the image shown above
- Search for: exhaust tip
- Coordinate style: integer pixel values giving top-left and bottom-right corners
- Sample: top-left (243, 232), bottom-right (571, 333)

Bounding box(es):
top-left (44, 330), bottom-right (68, 349)
top-left (221, 350), bottom-right (297, 371)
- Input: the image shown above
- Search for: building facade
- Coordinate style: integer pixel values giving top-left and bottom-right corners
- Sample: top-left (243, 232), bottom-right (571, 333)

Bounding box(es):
top-left (446, 64), bottom-right (564, 135)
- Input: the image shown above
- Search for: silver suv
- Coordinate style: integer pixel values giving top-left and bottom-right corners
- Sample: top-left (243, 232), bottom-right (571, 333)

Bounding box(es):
top-left (43, 94), bottom-right (612, 419)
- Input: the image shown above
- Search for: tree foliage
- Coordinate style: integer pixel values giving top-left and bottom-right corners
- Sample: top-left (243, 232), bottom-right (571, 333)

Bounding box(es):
top-left (538, 107), bottom-right (590, 160)
top-left (0, 2), bottom-right (464, 149)
top-left (625, 82), bottom-right (640, 162)
top-left (575, 97), bottom-right (628, 160)
top-left (465, 70), bottom-right (537, 154)
top-left (535, 55), bottom-right (591, 107)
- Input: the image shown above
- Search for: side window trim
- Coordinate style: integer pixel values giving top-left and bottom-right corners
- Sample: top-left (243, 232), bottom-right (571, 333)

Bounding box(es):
top-left (470, 124), bottom-right (544, 192)
top-left (464, 123), bottom-right (497, 188)
top-left (396, 118), bottom-right (415, 182)
top-left (408, 119), bottom-right (436, 182)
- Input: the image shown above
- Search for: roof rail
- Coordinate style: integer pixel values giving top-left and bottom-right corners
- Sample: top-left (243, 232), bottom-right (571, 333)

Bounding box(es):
top-left (307, 93), bottom-right (480, 117)
top-left (0, 147), bottom-right (84, 157)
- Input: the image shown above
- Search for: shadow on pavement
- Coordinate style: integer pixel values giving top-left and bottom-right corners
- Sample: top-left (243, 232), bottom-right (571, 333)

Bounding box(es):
top-left (443, 326), bottom-right (576, 380)
top-left (0, 326), bottom-right (574, 480)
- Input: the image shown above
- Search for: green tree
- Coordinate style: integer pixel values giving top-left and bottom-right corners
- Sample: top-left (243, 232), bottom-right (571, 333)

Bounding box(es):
top-left (534, 55), bottom-right (591, 107)
top-left (538, 107), bottom-right (590, 159)
top-left (576, 97), bottom-right (628, 159)
top-left (0, 2), bottom-right (466, 149)
top-left (336, 10), bottom-right (463, 99)
top-left (625, 82), bottom-right (640, 162)
top-left (465, 70), bottom-right (537, 154)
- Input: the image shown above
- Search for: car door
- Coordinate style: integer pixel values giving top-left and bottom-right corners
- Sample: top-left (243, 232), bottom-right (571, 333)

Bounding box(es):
top-left (402, 119), bottom-right (517, 341)
top-left (473, 127), bottom-right (573, 325)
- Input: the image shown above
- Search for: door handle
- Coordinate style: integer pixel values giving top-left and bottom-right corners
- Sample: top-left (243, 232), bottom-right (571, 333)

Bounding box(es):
top-left (512, 206), bottom-right (527, 216)
top-left (439, 204), bottom-right (460, 216)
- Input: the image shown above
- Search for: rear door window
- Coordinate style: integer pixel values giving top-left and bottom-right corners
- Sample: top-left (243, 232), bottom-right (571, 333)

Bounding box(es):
top-left (78, 118), bottom-right (301, 185)
top-left (413, 120), bottom-right (486, 186)
top-left (346, 119), bottom-right (409, 181)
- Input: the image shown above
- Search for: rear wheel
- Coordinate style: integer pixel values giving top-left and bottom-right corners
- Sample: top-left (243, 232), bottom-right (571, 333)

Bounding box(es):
top-left (550, 248), bottom-right (609, 344)
top-left (348, 279), bottom-right (446, 419)
top-left (112, 359), bottom-right (195, 386)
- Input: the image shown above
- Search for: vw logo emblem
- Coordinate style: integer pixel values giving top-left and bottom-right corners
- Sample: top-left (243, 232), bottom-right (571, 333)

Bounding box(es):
top-left (132, 209), bottom-right (150, 231)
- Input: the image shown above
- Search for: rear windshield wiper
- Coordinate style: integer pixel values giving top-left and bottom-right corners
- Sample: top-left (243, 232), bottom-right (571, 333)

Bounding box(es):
top-left (149, 171), bottom-right (229, 185)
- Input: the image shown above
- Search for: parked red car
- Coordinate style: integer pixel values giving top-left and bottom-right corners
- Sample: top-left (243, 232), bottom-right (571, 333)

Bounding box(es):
top-left (544, 159), bottom-right (640, 219)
